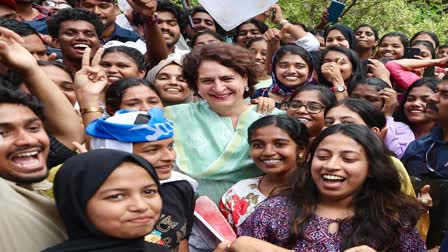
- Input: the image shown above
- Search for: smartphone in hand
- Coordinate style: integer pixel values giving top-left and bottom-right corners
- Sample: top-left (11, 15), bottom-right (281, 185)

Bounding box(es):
top-left (328, 0), bottom-right (345, 23)
top-left (270, 8), bottom-right (276, 22)
top-left (404, 47), bottom-right (421, 59)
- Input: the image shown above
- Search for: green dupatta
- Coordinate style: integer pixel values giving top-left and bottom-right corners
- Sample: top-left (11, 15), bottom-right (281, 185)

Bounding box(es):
top-left (165, 102), bottom-right (282, 201)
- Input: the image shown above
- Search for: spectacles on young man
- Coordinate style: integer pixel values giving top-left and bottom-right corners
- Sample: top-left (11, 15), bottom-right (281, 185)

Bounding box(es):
top-left (285, 100), bottom-right (326, 114)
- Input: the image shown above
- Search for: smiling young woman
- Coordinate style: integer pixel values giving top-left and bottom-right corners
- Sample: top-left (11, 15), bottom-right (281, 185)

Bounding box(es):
top-left (237, 124), bottom-right (426, 251)
top-left (43, 149), bottom-right (169, 252)
top-left (251, 44), bottom-right (314, 108)
top-left (220, 115), bottom-right (309, 232)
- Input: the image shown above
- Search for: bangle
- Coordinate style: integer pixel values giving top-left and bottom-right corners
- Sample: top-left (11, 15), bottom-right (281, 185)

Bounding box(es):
top-left (278, 19), bottom-right (289, 28)
top-left (80, 107), bottom-right (104, 115)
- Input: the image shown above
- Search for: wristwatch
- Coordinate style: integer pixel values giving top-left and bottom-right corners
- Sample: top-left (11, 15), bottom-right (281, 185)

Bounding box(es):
top-left (331, 85), bottom-right (346, 93)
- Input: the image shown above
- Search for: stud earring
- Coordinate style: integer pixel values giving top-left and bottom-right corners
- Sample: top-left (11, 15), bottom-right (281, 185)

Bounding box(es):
top-left (245, 86), bottom-right (249, 92)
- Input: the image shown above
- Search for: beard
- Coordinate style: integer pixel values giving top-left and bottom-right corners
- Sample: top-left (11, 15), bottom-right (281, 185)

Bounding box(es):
top-left (9, 170), bottom-right (49, 185)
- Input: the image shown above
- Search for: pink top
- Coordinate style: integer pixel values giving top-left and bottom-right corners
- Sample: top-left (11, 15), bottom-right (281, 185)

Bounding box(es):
top-left (385, 61), bottom-right (420, 90)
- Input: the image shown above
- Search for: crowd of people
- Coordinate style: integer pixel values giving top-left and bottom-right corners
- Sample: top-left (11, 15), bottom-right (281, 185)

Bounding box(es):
top-left (1, 0), bottom-right (448, 251)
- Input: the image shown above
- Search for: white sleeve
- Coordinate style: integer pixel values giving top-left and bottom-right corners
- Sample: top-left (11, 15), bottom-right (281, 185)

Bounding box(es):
top-left (295, 32), bottom-right (320, 52)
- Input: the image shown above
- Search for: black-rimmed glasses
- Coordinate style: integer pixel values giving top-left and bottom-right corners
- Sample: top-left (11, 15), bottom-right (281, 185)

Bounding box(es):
top-left (285, 100), bottom-right (326, 114)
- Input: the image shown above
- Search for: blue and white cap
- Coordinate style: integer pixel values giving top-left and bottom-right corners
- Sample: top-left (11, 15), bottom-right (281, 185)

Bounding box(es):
top-left (86, 108), bottom-right (174, 152)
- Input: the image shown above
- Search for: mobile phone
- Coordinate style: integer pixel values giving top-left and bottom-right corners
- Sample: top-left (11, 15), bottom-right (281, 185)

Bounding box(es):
top-left (327, 0), bottom-right (345, 23)
top-left (270, 8), bottom-right (276, 22)
top-left (404, 47), bottom-right (421, 59)
top-left (362, 59), bottom-right (373, 74)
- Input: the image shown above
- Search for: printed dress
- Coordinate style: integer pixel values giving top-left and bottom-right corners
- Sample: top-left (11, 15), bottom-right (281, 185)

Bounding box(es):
top-left (238, 196), bottom-right (426, 251)
top-left (219, 177), bottom-right (266, 231)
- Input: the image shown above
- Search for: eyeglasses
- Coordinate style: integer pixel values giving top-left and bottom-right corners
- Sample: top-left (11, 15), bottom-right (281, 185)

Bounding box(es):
top-left (285, 100), bottom-right (326, 114)
top-left (43, 0), bottom-right (71, 9)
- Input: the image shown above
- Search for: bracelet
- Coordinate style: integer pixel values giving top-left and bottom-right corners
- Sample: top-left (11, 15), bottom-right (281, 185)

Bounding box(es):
top-left (80, 107), bottom-right (104, 115)
top-left (278, 19), bottom-right (289, 28)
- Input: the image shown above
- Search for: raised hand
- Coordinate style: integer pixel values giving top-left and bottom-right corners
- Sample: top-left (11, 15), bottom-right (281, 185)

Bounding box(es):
top-left (263, 28), bottom-right (281, 44)
top-left (269, 4), bottom-right (284, 25)
top-left (74, 47), bottom-right (107, 105)
top-left (126, 0), bottom-right (157, 18)
top-left (321, 58), bottom-right (345, 85)
top-left (367, 59), bottom-right (392, 86)
top-left (0, 26), bottom-right (37, 71)
top-left (378, 88), bottom-right (398, 116)
top-left (418, 185), bottom-right (433, 209)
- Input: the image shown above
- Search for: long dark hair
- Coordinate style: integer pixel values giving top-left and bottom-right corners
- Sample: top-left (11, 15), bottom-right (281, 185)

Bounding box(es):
top-left (287, 124), bottom-right (424, 251)
top-left (394, 77), bottom-right (440, 129)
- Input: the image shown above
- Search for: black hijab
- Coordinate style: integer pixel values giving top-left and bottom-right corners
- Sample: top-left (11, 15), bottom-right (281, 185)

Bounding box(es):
top-left (43, 149), bottom-right (168, 252)
top-left (324, 24), bottom-right (356, 49)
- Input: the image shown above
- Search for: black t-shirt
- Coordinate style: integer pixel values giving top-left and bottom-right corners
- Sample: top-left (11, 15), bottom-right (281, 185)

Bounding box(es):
top-left (47, 135), bottom-right (77, 169)
top-left (150, 180), bottom-right (196, 251)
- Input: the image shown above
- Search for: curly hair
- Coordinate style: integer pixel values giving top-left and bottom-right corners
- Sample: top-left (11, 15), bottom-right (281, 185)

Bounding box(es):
top-left (182, 42), bottom-right (257, 98)
top-left (47, 8), bottom-right (104, 39)
top-left (157, 0), bottom-right (186, 31)
top-left (287, 124), bottom-right (424, 251)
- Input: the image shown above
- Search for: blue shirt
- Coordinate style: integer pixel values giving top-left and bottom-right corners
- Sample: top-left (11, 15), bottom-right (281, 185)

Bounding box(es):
top-left (441, 232), bottom-right (448, 252)
top-left (401, 127), bottom-right (448, 179)
top-left (104, 24), bottom-right (140, 43)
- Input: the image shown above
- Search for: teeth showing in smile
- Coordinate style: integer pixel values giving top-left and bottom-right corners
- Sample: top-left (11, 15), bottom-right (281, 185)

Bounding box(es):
top-left (73, 44), bottom-right (90, 49)
top-left (166, 88), bottom-right (181, 93)
top-left (16, 151), bottom-right (38, 157)
top-left (262, 159), bottom-right (281, 165)
top-left (297, 117), bottom-right (311, 123)
top-left (284, 76), bottom-right (298, 81)
top-left (322, 174), bottom-right (345, 181)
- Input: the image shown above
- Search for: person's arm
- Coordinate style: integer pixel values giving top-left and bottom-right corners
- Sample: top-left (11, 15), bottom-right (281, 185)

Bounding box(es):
top-left (314, 9), bottom-right (329, 30)
top-left (74, 48), bottom-right (108, 132)
top-left (384, 116), bottom-right (415, 159)
top-left (385, 61), bottom-right (421, 91)
top-left (367, 59), bottom-right (392, 87)
top-left (390, 56), bottom-right (448, 71)
top-left (178, 239), bottom-right (189, 252)
top-left (262, 28), bottom-right (281, 74)
top-left (127, 0), bottom-right (169, 68)
top-left (0, 27), bottom-right (83, 149)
